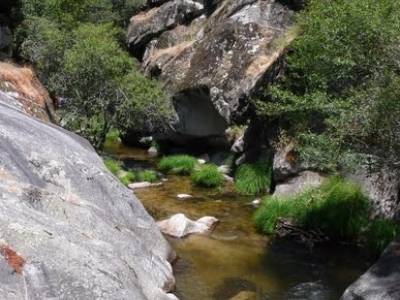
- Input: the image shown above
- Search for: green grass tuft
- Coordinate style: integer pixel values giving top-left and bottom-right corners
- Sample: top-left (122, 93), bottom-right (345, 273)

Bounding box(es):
top-left (136, 170), bottom-right (158, 183)
top-left (234, 160), bottom-right (271, 195)
top-left (191, 164), bottom-right (224, 188)
top-left (120, 171), bottom-right (136, 186)
top-left (158, 155), bottom-right (197, 175)
top-left (254, 177), bottom-right (399, 253)
top-left (104, 158), bottom-right (122, 175)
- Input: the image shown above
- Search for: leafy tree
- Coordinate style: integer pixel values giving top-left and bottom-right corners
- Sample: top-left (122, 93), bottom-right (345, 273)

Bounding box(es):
top-left (256, 0), bottom-right (400, 171)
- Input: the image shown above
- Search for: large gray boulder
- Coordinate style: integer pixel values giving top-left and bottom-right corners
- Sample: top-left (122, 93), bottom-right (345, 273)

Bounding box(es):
top-left (0, 91), bottom-right (177, 299)
top-left (128, 0), bottom-right (294, 142)
top-left (341, 237), bottom-right (400, 300)
top-left (348, 165), bottom-right (400, 220)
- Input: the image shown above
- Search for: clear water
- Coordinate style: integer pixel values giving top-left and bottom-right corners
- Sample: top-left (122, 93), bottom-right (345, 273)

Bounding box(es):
top-left (106, 143), bottom-right (372, 300)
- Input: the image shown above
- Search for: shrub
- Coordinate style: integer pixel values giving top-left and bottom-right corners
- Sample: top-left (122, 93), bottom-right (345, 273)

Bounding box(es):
top-left (136, 170), bottom-right (157, 183)
top-left (158, 155), bottom-right (197, 175)
top-left (254, 177), bottom-right (399, 253)
top-left (191, 164), bottom-right (224, 188)
top-left (234, 160), bottom-right (271, 195)
top-left (104, 158), bottom-right (122, 175)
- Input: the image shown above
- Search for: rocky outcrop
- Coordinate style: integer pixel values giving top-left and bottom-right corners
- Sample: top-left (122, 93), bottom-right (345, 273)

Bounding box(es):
top-left (127, 0), bottom-right (294, 143)
top-left (157, 213), bottom-right (218, 237)
top-left (348, 165), bottom-right (400, 220)
top-left (341, 237), bottom-right (400, 300)
top-left (0, 62), bottom-right (56, 122)
top-left (0, 91), bottom-right (177, 299)
top-left (273, 171), bottom-right (326, 197)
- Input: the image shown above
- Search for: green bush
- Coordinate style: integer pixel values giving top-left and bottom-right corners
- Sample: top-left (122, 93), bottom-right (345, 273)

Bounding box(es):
top-left (235, 160), bottom-right (271, 195)
top-left (104, 158), bottom-right (122, 175)
top-left (158, 155), bottom-right (197, 175)
top-left (191, 164), bottom-right (224, 188)
top-left (136, 170), bottom-right (157, 183)
top-left (255, 0), bottom-right (400, 171)
top-left (254, 177), bottom-right (399, 253)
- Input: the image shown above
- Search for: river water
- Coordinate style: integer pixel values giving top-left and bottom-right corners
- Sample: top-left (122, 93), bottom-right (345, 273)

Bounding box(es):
top-left (106, 143), bottom-right (372, 300)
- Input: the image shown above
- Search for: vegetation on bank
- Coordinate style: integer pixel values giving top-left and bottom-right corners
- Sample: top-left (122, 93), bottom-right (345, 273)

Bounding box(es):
top-left (254, 177), bottom-right (399, 253)
top-left (12, 0), bottom-right (173, 150)
top-left (256, 0), bottom-right (400, 172)
top-left (234, 159), bottom-right (272, 195)
top-left (158, 155), bottom-right (197, 175)
top-left (192, 164), bottom-right (224, 188)
top-left (104, 157), bottom-right (158, 186)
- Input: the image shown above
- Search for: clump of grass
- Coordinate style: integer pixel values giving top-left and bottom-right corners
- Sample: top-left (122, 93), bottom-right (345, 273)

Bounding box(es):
top-left (104, 158), bottom-right (122, 175)
top-left (120, 171), bottom-right (136, 186)
top-left (254, 177), bottom-right (399, 253)
top-left (234, 160), bottom-right (271, 195)
top-left (105, 129), bottom-right (121, 144)
top-left (158, 155), bottom-right (197, 175)
top-left (136, 170), bottom-right (158, 183)
top-left (191, 164), bottom-right (224, 188)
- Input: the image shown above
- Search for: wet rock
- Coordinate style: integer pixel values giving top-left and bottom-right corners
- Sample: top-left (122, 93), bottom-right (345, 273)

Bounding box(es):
top-left (129, 181), bottom-right (163, 189)
top-left (0, 91), bottom-right (176, 299)
top-left (148, 145), bottom-right (159, 157)
top-left (128, 0), bottom-right (294, 142)
top-left (197, 158), bottom-right (207, 164)
top-left (251, 198), bottom-right (261, 207)
top-left (229, 290), bottom-right (257, 300)
top-left (285, 281), bottom-right (331, 300)
top-left (157, 213), bottom-right (218, 237)
top-left (0, 25), bottom-right (11, 51)
top-left (223, 174), bottom-right (234, 182)
top-left (273, 171), bottom-right (326, 197)
top-left (341, 237), bottom-right (400, 300)
top-left (177, 193), bottom-right (193, 199)
top-left (231, 134), bottom-right (245, 153)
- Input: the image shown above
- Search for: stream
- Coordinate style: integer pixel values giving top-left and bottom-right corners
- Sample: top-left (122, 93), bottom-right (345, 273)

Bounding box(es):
top-left (106, 143), bottom-right (372, 300)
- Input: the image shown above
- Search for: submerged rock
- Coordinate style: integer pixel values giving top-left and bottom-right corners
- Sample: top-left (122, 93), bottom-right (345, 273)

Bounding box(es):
top-left (177, 194), bottom-right (193, 199)
top-left (0, 91), bottom-right (176, 299)
top-left (341, 237), bottom-right (400, 300)
top-left (157, 213), bottom-right (218, 237)
top-left (127, 0), bottom-right (294, 143)
top-left (229, 290), bottom-right (257, 300)
top-left (128, 181), bottom-right (163, 189)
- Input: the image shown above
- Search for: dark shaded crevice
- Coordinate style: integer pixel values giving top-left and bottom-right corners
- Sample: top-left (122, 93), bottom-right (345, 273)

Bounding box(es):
top-left (277, 0), bottom-right (306, 11)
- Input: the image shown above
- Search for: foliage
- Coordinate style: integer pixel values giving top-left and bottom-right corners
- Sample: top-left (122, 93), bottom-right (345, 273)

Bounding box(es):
top-left (136, 170), bottom-right (158, 183)
top-left (115, 71), bottom-right (173, 137)
top-left (158, 155), bottom-right (197, 175)
top-left (234, 159), bottom-right (271, 195)
top-left (104, 158), bottom-right (122, 175)
top-left (255, 0), bottom-right (400, 171)
top-left (254, 177), bottom-right (399, 253)
top-left (13, 0), bottom-right (171, 150)
top-left (120, 171), bottom-right (136, 186)
top-left (191, 164), bottom-right (224, 188)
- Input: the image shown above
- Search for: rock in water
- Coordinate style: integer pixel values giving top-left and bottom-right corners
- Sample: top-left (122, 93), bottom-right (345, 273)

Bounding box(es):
top-left (341, 237), bottom-right (400, 300)
top-left (157, 213), bottom-right (219, 238)
top-left (177, 194), bottom-right (193, 199)
top-left (0, 91), bottom-right (176, 299)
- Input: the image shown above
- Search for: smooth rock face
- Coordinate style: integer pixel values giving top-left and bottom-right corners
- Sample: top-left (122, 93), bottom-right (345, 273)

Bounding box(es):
top-left (157, 213), bottom-right (218, 238)
top-left (273, 171), bottom-right (326, 197)
top-left (0, 92), bottom-right (176, 299)
top-left (128, 0), bottom-right (294, 141)
top-left (341, 237), bottom-right (400, 300)
top-left (349, 166), bottom-right (400, 220)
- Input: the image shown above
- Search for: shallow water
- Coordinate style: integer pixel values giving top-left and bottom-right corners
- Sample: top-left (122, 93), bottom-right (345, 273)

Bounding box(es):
top-left (106, 144), bottom-right (371, 300)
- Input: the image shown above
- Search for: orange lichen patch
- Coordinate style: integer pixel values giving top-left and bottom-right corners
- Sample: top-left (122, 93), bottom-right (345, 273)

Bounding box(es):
top-left (0, 244), bottom-right (26, 274)
top-left (0, 62), bottom-right (55, 122)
